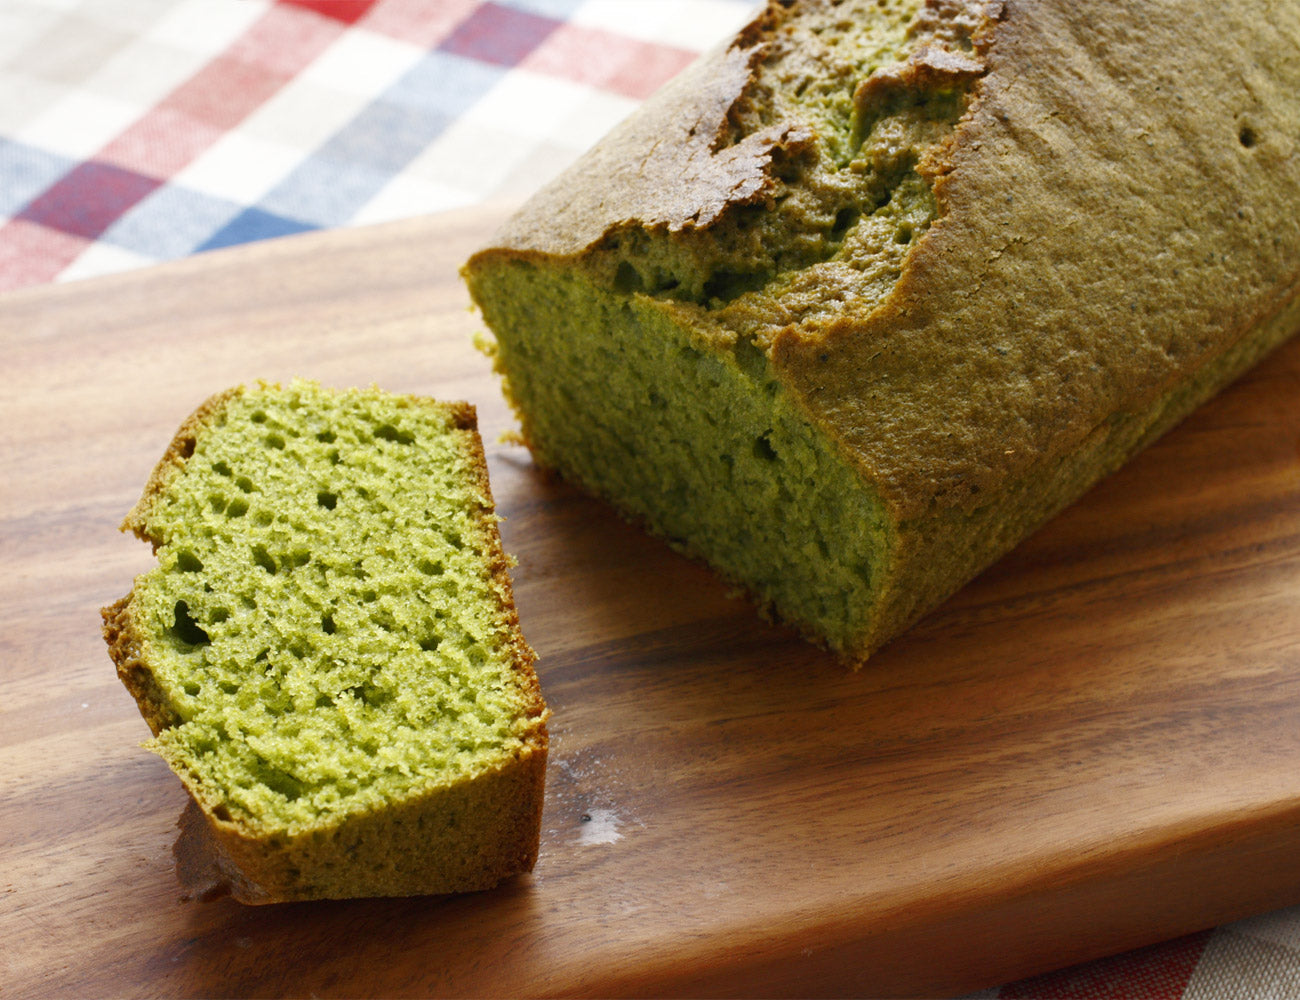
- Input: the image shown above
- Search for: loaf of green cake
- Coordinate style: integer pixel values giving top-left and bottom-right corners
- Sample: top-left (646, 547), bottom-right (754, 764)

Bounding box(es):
top-left (102, 381), bottom-right (548, 903)
top-left (464, 0), bottom-right (1300, 666)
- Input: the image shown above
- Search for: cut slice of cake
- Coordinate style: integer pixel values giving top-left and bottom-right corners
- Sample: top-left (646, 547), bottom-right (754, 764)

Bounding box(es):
top-left (102, 380), bottom-right (548, 903)
top-left (463, 0), bottom-right (1300, 665)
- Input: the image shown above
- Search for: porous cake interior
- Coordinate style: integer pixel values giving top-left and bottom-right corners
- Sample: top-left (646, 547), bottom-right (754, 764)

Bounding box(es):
top-left (130, 383), bottom-right (534, 834)
top-left (476, 266), bottom-right (889, 654)
top-left (469, 0), bottom-right (970, 655)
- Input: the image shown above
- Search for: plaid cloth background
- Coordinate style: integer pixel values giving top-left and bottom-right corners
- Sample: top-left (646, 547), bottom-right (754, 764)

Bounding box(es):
top-left (3, 1), bottom-right (1298, 995)
top-left (0, 0), bottom-right (748, 288)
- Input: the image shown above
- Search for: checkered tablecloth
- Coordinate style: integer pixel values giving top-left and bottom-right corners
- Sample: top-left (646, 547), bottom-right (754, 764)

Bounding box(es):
top-left (4, 1), bottom-right (1298, 996)
top-left (0, 0), bottom-right (755, 289)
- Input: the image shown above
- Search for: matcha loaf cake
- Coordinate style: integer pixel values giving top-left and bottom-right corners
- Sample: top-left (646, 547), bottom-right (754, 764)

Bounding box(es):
top-left (102, 381), bottom-right (548, 903)
top-left (464, 0), bottom-right (1300, 665)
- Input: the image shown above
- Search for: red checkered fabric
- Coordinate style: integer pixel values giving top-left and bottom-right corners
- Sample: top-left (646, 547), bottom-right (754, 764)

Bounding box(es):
top-left (0, 0), bottom-right (737, 291)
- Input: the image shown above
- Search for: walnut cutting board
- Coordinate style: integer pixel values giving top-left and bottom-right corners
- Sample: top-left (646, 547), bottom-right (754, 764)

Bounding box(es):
top-left (3, 206), bottom-right (1299, 999)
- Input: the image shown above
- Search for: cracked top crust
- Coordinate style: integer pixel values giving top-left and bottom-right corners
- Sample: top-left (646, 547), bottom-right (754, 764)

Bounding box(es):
top-left (490, 38), bottom-right (802, 249)
top-left (473, 0), bottom-right (1300, 517)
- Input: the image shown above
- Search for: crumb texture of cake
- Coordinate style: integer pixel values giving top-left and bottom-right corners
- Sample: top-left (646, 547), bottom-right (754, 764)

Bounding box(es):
top-left (102, 380), bottom-right (548, 903)
top-left (464, 0), bottom-right (1300, 665)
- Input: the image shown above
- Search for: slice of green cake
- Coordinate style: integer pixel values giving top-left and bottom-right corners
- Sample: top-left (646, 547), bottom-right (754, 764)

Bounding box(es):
top-left (464, 0), bottom-right (1300, 665)
top-left (102, 381), bottom-right (548, 903)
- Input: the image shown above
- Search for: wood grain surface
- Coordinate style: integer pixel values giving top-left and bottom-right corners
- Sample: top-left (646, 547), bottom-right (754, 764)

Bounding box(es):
top-left (3, 206), bottom-right (1299, 999)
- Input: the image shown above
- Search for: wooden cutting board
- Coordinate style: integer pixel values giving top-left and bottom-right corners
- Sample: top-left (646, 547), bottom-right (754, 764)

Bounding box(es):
top-left (3, 206), bottom-right (1299, 999)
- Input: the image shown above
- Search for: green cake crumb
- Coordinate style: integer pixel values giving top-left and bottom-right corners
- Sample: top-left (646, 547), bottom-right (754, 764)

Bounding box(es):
top-left (104, 380), bottom-right (548, 903)
top-left (463, 0), bottom-right (1300, 665)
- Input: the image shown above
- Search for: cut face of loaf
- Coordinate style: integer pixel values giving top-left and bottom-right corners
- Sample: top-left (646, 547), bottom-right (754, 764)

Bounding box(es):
top-left (464, 0), bottom-right (1300, 665)
top-left (102, 381), bottom-right (548, 903)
